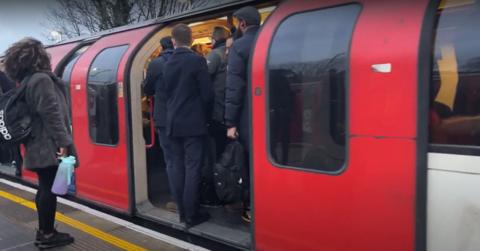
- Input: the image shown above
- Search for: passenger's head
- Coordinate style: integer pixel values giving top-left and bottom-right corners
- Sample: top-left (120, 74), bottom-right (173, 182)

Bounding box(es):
top-left (191, 44), bottom-right (203, 56)
top-left (228, 26), bottom-right (241, 40)
top-left (211, 26), bottom-right (229, 46)
top-left (171, 24), bottom-right (192, 48)
top-left (233, 6), bottom-right (261, 33)
top-left (160, 36), bottom-right (174, 50)
top-left (226, 37), bottom-right (234, 56)
top-left (4, 38), bottom-right (51, 82)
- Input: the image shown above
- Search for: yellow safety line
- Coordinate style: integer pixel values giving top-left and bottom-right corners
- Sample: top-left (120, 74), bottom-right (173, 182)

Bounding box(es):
top-left (0, 190), bottom-right (147, 251)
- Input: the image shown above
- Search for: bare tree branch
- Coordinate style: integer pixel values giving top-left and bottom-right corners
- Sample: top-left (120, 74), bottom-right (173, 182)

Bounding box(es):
top-left (45, 0), bottom-right (233, 40)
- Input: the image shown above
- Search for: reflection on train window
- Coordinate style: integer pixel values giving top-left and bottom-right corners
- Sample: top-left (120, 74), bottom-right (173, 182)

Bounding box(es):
top-left (267, 4), bottom-right (360, 172)
top-left (61, 45), bottom-right (90, 118)
top-left (87, 45), bottom-right (128, 145)
top-left (62, 45), bottom-right (90, 83)
top-left (429, 1), bottom-right (480, 148)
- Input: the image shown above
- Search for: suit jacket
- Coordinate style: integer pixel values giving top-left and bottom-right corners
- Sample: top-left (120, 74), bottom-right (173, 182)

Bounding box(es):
top-left (206, 41), bottom-right (227, 124)
top-left (164, 47), bottom-right (213, 137)
top-left (143, 49), bottom-right (174, 128)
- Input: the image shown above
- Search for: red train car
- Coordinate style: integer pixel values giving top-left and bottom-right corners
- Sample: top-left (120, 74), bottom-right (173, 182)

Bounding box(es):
top-left (2, 0), bottom-right (480, 250)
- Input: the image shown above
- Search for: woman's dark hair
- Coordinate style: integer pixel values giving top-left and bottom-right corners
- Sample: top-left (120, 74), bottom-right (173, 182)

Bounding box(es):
top-left (4, 38), bottom-right (51, 82)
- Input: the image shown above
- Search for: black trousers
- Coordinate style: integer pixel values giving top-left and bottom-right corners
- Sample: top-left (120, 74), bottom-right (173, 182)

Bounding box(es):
top-left (157, 127), bottom-right (175, 200)
top-left (35, 167), bottom-right (58, 233)
top-left (169, 136), bottom-right (204, 220)
top-left (208, 121), bottom-right (227, 159)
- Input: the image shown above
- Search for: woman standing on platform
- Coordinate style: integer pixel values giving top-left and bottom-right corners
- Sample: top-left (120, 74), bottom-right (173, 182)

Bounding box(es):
top-left (3, 38), bottom-right (77, 249)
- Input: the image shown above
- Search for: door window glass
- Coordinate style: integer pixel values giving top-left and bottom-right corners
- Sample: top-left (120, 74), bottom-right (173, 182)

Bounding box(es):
top-left (267, 4), bottom-right (360, 172)
top-left (87, 45), bottom-right (128, 145)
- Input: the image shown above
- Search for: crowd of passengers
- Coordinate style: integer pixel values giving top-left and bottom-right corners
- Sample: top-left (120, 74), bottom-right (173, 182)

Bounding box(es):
top-left (142, 6), bottom-right (262, 226)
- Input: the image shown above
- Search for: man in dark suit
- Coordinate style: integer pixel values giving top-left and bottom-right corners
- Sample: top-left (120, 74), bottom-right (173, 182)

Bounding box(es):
top-left (164, 24), bottom-right (213, 227)
top-left (143, 36), bottom-right (177, 212)
top-left (225, 6), bottom-right (261, 223)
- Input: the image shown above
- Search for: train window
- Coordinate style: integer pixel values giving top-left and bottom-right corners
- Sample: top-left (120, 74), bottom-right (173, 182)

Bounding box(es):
top-left (429, 1), bottom-right (480, 150)
top-left (87, 45), bottom-right (128, 145)
top-left (267, 4), bottom-right (360, 172)
top-left (62, 45), bottom-right (90, 83)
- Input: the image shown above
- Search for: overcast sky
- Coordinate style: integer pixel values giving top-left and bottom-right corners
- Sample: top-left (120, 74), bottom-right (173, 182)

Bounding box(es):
top-left (0, 0), bottom-right (57, 54)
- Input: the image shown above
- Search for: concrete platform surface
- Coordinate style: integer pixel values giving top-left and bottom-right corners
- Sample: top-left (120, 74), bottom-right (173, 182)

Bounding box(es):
top-left (0, 180), bottom-right (207, 251)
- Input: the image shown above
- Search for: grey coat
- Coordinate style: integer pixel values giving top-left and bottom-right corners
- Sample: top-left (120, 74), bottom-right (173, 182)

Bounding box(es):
top-left (206, 42), bottom-right (227, 124)
top-left (23, 72), bottom-right (78, 170)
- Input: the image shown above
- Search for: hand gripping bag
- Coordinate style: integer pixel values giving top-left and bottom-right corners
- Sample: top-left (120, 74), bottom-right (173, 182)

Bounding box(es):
top-left (51, 156), bottom-right (76, 195)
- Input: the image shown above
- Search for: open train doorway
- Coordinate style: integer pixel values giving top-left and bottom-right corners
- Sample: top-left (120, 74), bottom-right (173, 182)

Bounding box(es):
top-left (129, 5), bottom-right (275, 249)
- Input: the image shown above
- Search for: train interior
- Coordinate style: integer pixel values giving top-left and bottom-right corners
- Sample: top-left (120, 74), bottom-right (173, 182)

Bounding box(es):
top-left (129, 5), bottom-right (275, 248)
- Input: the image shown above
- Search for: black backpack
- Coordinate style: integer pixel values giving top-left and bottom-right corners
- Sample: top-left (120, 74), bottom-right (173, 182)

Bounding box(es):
top-left (213, 141), bottom-right (245, 203)
top-left (0, 77), bottom-right (32, 145)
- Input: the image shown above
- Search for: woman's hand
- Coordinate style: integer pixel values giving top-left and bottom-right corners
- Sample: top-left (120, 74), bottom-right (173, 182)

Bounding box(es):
top-left (57, 147), bottom-right (68, 158)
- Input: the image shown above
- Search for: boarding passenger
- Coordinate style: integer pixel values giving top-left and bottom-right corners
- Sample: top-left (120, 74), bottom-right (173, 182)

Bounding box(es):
top-left (143, 36), bottom-right (178, 212)
top-left (197, 26), bottom-right (232, 207)
top-left (226, 37), bottom-right (234, 55)
top-left (224, 6), bottom-right (261, 223)
top-left (4, 38), bottom-right (78, 249)
top-left (164, 24), bottom-right (213, 227)
top-left (207, 26), bottom-right (230, 158)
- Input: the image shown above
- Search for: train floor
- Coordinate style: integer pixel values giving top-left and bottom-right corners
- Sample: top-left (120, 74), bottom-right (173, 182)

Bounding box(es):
top-left (146, 165), bottom-right (251, 249)
top-left (0, 176), bottom-right (206, 251)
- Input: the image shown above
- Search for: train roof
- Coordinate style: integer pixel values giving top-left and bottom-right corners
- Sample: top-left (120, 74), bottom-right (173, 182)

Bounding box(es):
top-left (45, 0), bottom-right (272, 48)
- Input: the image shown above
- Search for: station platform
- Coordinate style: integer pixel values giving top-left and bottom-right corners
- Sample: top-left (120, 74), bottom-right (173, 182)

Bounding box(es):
top-left (0, 179), bottom-right (208, 251)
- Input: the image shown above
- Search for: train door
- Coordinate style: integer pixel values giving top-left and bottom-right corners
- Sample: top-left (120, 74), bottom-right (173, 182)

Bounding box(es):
top-left (68, 26), bottom-right (155, 212)
top-left (427, 1), bottom-right (480, 251)
top-left (130, 5), bottom-right (276, 249)
top-left (251, 1), bottom-right (429, 250)
top-left (55, 44), bottom-right (92, 194)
